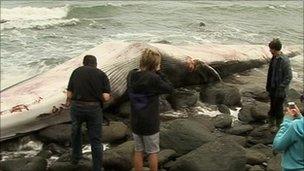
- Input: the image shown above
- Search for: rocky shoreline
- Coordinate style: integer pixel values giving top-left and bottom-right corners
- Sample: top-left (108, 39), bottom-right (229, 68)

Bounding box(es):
top-left (1, 65), bottom-right (303, 171)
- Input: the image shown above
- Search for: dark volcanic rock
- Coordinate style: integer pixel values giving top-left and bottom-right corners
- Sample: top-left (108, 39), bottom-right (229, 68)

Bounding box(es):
top-left (213, 114), bottom-right (233, 128)
top-left (249, 165), bottom-right (265, 171)
top-left (37, 124), bottom-right (73, 146)
top-left (267, 154), bottom-right (282, 171)
top-left (159, 95), bottom-right (173, 113)
top-left (0, 156), bottom-right (47, 171)
top-left (200, 82), bottom-right (241, 106)
top-left (168, 138), bottom-right (246, 171)
top-left (224, 135), bottom-right (247, 147)
top-left (102, 121), bottom-right (128, 143)
top-left (245, 149), bottom-right (268, 165)
top-left (238, 99), bottom-right (269, 123)
top-left (250, 143), bottom-right (274, 159)
top-left (167, 88), bottom-right (199, 109)
top-left (191, 115), bottom-right (215, 132)
top-left (160, 119), bottom-right (215, 156)
top-left (226, 124), bottom-right (254, 135)
top-left (248, 125), bottom-right (275, 145)
top-left (49, 159), bottom-right (91, 171)
top-left (103, 141), bottom-right (134, 171)
top-left (158, 149), bottom-right (177, 166)
top-left (217, 104), bottom-right (231, 114)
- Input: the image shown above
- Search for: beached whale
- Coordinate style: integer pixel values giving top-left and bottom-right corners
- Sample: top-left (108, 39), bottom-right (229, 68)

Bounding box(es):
top-left (0, 42), bottom-right (302, 141)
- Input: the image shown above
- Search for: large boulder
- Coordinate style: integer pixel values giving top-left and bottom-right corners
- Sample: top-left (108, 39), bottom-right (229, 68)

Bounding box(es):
top-left (37, 124), bottom-right (73, 146)
top-left (267, 154), bottom-right (282, 171)
top-left (101, 121), bottom-right (128, 143)
top-left (248, 125), bottom-right (276, 145)
top-left (158, 149), bottom-right (177, 166)
top-left (213, 114), bottom-right (233, 128)
top-left (223, 135), bottom-right (247, 147)
top-left (245, 148), bottom-right (268, 165)
top-left (48, 159), bottom-right (91, 171)
top-left (160, 119), bottom-right (215, 156)
top-left (103, 141), bottom-right (134, 171)
top-left (238, 99), bottom-right (269, 123)
top-left (168, 138), bottom-right (246, 171)
top-left (0, 156), bottom-right (47, 171)
top-left (167, 88), bottom-right (199, 109)
top-left (200, 83), bottom-right (241, 106)
top-left (217, 104), bottom-right (231, 114)
top-left (226, 124), bottom-right (254, 135)
top-left (250, 143), bottom-right (274, 159)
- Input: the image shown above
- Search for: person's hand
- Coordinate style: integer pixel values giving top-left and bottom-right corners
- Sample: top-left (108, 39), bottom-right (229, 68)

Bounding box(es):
top-left (186, 56), bottom-right (195, 72)
top-left (62, 98), bottom-right (71, 109)
top-left (286, 105), bottom-right (301, 118)
top-left (156, 64), bottom-right (161, 72)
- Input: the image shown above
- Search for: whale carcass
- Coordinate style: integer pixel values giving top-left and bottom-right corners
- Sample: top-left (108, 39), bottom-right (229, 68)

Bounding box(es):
top-left (0, 42), bottom-right (302, 141)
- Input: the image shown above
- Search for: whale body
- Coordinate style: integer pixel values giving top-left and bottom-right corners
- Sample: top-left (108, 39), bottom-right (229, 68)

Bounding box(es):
top-left (0, 42), bottom-right (302, 141)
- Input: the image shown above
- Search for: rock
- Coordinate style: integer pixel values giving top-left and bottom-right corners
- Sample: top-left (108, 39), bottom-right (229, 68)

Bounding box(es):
top-left (249, 165), bottom-right (265, 171)
top-left (158, 149), bottom-right (177, 165)
top-left (48, 159), bottom-right (91, 171)
top-left (251, 101), bottom-right (269, 120)
top-left (37, 124), bottom-right (73, 146)
top-left (238, 103), bottom-right (255, 123)
top-left (0, 156), bottom-right (47, 171)
top-left (226, 124), bottom-right (254, 135)
top-left (167, 88), bottom-right (199, 109)
top-left (248, 125), bottom-right (275, 145)
top-left (154, 40), bottom-right (171, 44)
top-left (103, 141), bottom-right (134, 171)
top-left (1, 135), bottom-right (39, 152)
top-left (267, 154), bottom-right (282, 171)
top-left (191, 115), bottom-right (215, 132)
top-left (239, 99), bottom-right (269, 123)
top-left (213, 114), bottom-right (233, 128)
top-left (102, 121), bottom-right (128, 143)
top-left (48, 143), bottom-right (67, 155)
top-left (199, 22), bottom-right (206, 27)
top-left (37, 149), bottom-right (53, 159)
top-left (168, 138), bottom-right (246, 171)
top-left (160, 119), bottom-right (215, 156)
top-left (218, 104), bottom-right (231, 114)
top-left (200, 83), bottom-right (241, 107)
top-left (250, 144), bottom-right (274, 159)
top-left (245, 149), bottom-right (268, 165)
top-left (243, 88), bottom-right (270, 103)
top-left (159, 95), bottom-right (173, 113)
top-left (224, 135), bottom-right (247, 147)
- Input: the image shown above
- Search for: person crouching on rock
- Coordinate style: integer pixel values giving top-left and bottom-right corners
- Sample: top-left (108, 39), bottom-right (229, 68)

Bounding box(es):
top-left (273, 104), bottom-right (304, 171)
top-left (127, 49), bottom-right (174, 171)
top-left (65, 55), bottom-right (111, 171)
top-left (266, 38), bottom-right (292, 129)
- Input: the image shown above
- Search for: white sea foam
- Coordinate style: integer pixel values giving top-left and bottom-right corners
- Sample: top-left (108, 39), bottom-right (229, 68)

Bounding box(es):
top-left (1, 6), bottom-right (69, 21)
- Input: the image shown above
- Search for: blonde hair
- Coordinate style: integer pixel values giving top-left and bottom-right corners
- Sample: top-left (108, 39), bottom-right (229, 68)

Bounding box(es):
top-left (140, 49), bottom-right (161, 71)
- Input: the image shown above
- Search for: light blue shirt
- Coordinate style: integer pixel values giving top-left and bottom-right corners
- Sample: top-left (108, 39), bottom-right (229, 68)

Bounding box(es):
top-left (273, 115), bottom-right (304, 171)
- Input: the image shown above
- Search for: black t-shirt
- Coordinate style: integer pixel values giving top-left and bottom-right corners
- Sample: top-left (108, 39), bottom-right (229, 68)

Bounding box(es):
top-left (127, 69), bottom-right (174, 135)
top-left (67, 66), bottom-right (111, 106)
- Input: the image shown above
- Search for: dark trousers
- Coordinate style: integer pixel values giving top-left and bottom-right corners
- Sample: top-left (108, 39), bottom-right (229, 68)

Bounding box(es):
top-left (70, 103), bottom-right (103, 171)
top-left (268, 97), bottom-right (285, 127)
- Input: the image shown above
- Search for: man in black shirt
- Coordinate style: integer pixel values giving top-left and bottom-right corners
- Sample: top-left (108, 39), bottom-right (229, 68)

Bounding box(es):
top-left (66, 55), bottom-right (111, 171)
top-left (266, 38), bottom-right (292, 129)
top-left (127, 49), bottom-right (174, 171)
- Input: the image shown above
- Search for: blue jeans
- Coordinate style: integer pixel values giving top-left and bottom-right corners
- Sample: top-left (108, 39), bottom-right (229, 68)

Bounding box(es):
top-left (70, 102), bottom-right (103, 171)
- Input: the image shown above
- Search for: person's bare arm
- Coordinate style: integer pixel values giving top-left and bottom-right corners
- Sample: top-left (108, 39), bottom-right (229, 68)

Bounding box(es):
top-left (101, 93), bottom-right (111, 102)
top-left (63, 90), bottom-right (73, 108)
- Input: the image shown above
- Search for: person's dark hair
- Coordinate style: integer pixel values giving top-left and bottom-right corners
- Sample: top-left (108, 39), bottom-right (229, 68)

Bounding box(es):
top-left (269, 38), bottom-right (282, 51)
top-left (83, 55), bottom-right (97, 67)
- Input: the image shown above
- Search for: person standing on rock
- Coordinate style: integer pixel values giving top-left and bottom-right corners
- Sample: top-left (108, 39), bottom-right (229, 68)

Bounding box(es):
top-left (127, 49), bottom-right (174, 171)
top-left (266, 38), bottom-right (292, 129)
top-left (65, 55), bottom-right (111, 171)
top-left (273, 104), bottom-right (304, 171)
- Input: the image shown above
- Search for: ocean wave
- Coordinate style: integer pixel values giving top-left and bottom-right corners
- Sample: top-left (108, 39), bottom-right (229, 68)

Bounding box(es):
top-left (1, 6), bottom-right (69, 21)
top-left (0, 18), bottom-right (79, 30)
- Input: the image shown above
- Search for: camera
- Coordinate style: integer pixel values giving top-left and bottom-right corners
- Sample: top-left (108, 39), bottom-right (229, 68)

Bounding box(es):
top-left (287, 102), bottom-right (296, 109)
